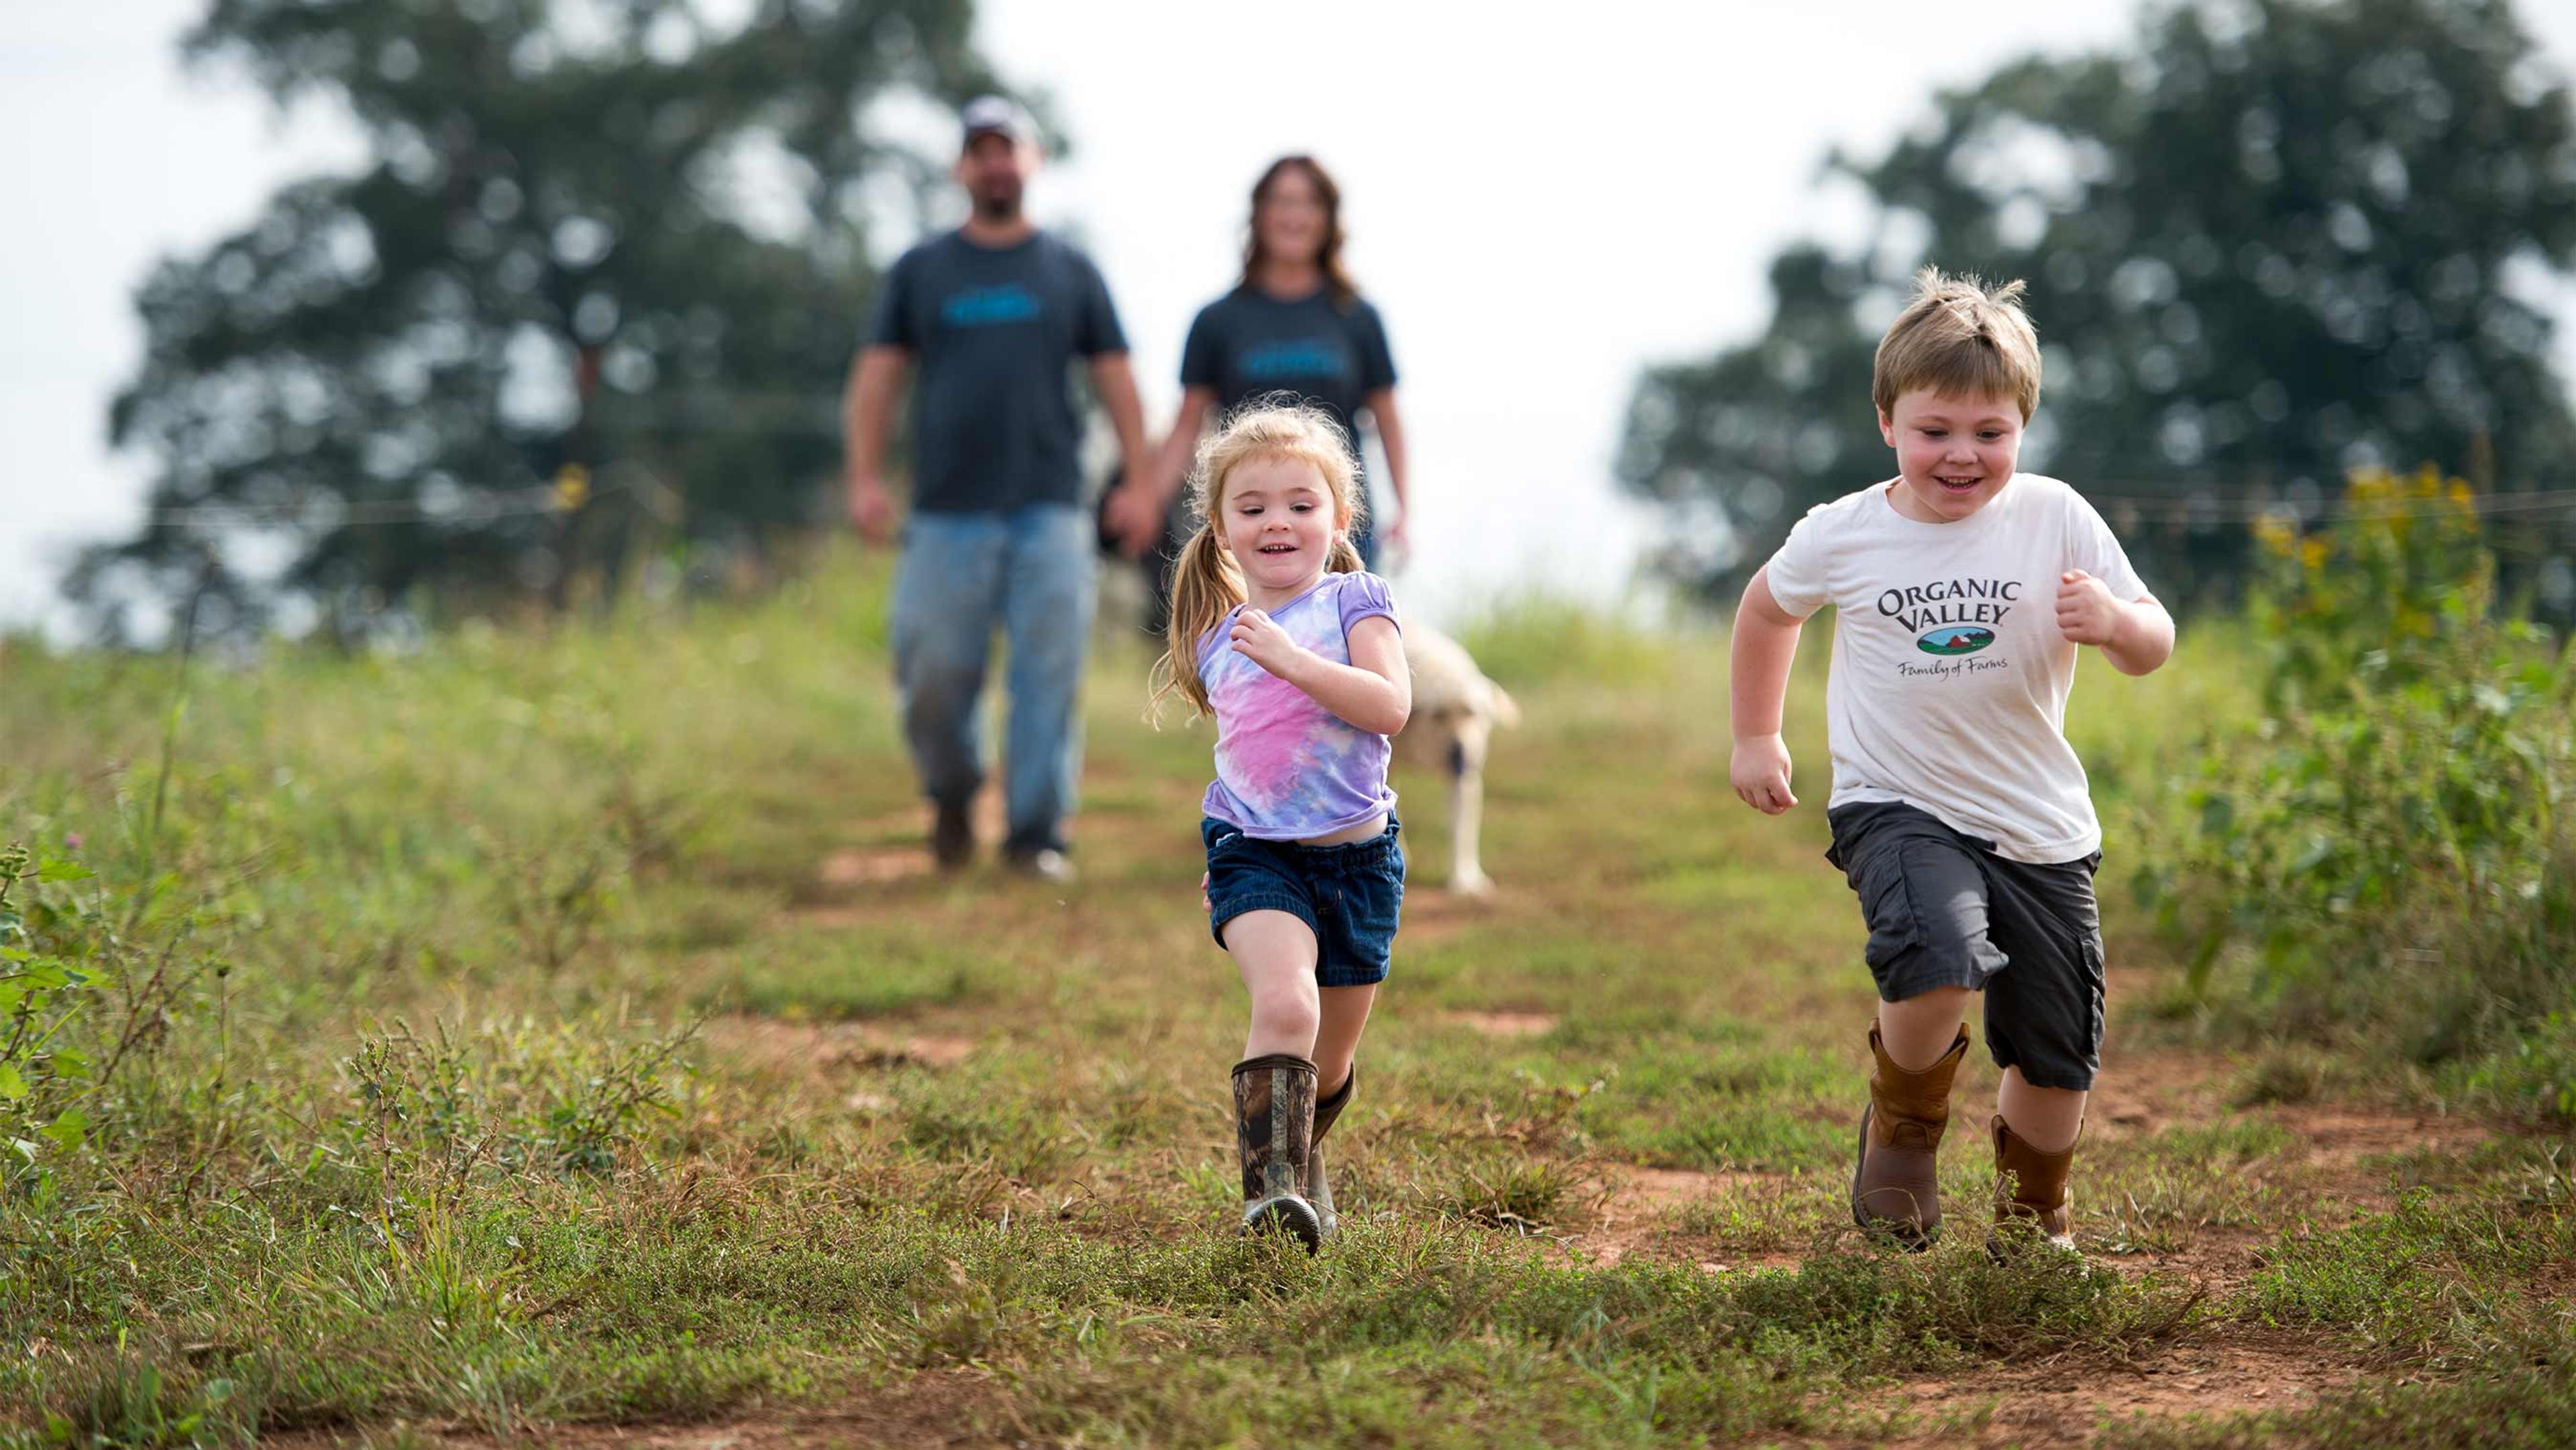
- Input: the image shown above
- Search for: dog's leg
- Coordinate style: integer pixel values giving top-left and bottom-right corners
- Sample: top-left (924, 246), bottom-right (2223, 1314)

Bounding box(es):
top-left (1446, 720), bottom-right (1493, 896)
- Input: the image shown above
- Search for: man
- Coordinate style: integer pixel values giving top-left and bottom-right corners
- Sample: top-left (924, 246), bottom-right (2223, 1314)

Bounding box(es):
top-left (845, 97), bottom-right (1150, 881)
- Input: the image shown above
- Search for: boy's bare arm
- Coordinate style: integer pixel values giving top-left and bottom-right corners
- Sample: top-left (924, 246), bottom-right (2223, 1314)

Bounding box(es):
top-left (1731, 567), bottom-right (1808, 815)
top-left (2057, 571), bottom-right (2175, 675)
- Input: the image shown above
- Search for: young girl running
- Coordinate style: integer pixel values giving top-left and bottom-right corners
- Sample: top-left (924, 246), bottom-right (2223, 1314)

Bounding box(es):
top-left (1151, 403), bottom-right (1411, 1251)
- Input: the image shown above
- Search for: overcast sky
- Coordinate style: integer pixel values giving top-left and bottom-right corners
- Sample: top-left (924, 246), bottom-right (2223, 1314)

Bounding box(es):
top-left (7, 0), bottom-right (2576, 635)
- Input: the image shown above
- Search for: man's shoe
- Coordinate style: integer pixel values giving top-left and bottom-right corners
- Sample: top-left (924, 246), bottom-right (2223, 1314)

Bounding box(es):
top-left (930, 799), bottom-right (975, 871)
top-left (1005, 846), bottom-right (1077, 884)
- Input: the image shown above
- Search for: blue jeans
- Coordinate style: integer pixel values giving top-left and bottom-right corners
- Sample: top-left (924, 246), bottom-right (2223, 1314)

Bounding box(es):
top-left (890, 504), bottom-right (1095, 854)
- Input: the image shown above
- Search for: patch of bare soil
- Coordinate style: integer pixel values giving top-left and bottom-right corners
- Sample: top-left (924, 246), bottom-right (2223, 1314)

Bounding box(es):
top-left (2086, 1044), bottom-right (2235, 1138)
top-left (1450, 1010), bottom-right (1559, 1039)
top-left (1567, 1163), bottom-right (1799, 1270)
top-left (2273, 1107), bottom-right (2467, 1183)
top-left (841, 789), bottom-right (1008, 850)
top-left (702, 1015), bottom-right (978, 1077)
top-left (261, 1369), bottom-right (1015, 1450)
top-left (1397, 884), bottom-right (1500, 942)
top-left (1832, 1329), bottom-right (2364, 1448)
top-left (788, 789), bottom-right (1012, 922)
top-left (816, 845), bottom-right (933, 888)
top-left (784, 903), bottom-right (880, 930)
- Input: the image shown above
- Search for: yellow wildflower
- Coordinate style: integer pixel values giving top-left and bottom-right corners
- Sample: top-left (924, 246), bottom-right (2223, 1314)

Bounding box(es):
top-left (2254, 514), bottom-right (2298, 557)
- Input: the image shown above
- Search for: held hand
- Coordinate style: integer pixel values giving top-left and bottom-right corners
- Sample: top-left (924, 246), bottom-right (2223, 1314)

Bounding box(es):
top-left (1377, 519), bottom-right (1410, 573)
top-left (2055, 569), bottom-right (2123, 647)
top-left (1730, 734), bottom-right (1797, 816)
top-left (1104, 484), bottom-right (1164, 558)
top-left (848, 474), bottom-right (896, 545)
top-left (1229, 608), bottom-right (1307, 679)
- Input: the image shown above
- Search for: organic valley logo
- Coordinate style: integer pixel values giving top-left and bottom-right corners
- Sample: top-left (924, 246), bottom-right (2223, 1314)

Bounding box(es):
top-left (1880, 577), bottom-right (2021, 657)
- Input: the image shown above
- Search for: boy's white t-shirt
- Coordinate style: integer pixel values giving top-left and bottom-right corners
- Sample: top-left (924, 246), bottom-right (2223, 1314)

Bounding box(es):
top-left (1762, 473), bottom-right (2150, 865)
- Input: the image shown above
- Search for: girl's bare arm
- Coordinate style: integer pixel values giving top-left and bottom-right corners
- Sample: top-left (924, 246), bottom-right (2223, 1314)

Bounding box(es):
top-left (1233, 611), bottom-right (1411, 736)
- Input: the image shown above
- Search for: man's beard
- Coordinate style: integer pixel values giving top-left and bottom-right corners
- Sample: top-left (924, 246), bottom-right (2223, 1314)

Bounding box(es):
top-left (971, 186), bottom-right (1023, 223)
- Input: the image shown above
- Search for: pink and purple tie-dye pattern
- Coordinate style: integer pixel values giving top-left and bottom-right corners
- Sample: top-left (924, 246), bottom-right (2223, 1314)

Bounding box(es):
top-left (1198, 571), bottom-right (1401, 840)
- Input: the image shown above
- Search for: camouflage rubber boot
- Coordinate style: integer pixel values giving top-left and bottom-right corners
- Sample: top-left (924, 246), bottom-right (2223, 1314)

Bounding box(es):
top-left (1849, 1021), bottom-right (1970, 1251)
top-left (1307, 1066), bottom-right (1356, 1241)
top-left (1990, 1115), bottom-right (2080, 1253)
top-left (1232, 1054), bottom-right (1322, 1252)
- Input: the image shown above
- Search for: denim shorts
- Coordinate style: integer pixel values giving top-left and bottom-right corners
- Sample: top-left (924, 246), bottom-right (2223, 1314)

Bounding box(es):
top-left (1825, 800), bottom-right (2106, 1091)
top-left (1203, 816), bottom-right (1405, 988)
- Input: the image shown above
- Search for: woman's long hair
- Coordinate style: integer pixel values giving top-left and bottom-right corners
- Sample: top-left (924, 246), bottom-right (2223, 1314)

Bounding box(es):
top-left (1240, 155), bottom-right (1358, 309)
top-left (1150, 402), bottom-right (1368, 720)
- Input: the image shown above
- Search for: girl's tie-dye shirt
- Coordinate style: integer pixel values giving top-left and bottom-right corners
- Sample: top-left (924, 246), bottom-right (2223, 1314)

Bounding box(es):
top-left (1197, 570), bottom-right (1402, 840)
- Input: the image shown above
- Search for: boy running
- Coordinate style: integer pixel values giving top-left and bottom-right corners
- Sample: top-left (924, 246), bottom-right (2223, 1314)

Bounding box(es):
top-left (1729, 268), bottom-right (2176, 1251)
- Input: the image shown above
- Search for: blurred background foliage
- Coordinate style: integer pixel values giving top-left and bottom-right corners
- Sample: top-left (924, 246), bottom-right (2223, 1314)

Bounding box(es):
top-left (1617, 0), bottom-right (2576, 614)
top-left (51, 0), bottom-right (2576, 643)
top-left (72, 0), bottom-right (1015, 643)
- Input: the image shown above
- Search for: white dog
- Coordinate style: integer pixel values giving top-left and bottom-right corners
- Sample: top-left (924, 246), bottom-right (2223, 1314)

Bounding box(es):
top-left (1394, 626), bottom-right (1519, 895)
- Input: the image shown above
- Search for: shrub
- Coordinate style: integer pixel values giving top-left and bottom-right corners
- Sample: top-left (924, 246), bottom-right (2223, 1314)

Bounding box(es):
top-left (0, 844), bottom-right (105, 1186)
top-left (2135, 467), bottom-right (2575, 1102)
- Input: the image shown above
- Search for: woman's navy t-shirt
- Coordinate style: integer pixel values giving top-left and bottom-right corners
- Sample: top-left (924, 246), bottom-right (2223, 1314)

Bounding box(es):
top-left (1179, 286), bottom-right (1398, 458)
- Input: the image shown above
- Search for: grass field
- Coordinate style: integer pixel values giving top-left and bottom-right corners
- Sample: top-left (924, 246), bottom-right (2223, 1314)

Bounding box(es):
top-left (3, 553), bottom-right (2571, 1449)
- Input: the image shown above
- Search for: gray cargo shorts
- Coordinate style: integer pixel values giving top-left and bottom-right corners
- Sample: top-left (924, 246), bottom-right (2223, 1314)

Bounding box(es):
top-left (1825, 799), bottom-right (2106, 1091)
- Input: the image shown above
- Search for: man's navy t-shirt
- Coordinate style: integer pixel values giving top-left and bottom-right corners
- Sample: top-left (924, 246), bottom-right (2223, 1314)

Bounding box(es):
top-left (865, 229), bottom-right (1127, 514)
top-left (1179, 287), bottom-right (1397, 459)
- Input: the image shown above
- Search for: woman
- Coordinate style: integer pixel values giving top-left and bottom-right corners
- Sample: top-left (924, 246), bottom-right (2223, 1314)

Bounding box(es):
top-left (1104, 156), bottom-right (1411, 625)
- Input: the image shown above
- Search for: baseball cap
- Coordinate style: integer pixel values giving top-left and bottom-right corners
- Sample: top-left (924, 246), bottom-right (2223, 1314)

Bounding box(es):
top-left (960, 95), bottom-right (1034, 150)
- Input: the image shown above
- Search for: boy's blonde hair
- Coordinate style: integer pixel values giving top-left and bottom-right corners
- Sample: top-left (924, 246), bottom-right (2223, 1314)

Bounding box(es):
top-left (1872, 266), bottom-right (2043, 421)
top-left (1150, 402), bottom-right (1368, 719)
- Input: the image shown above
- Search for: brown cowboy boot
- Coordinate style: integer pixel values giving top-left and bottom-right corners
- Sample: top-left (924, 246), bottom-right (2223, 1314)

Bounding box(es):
top-left (1232, 1054), bottom-right (1322, 1251)
top-left (1850, 1021), bottom-right (1970, 1250)
top-left (1990, 1115), bottom-right (2080, 1253)
top-left (1307, 1066), bottom-right (1356, 1241)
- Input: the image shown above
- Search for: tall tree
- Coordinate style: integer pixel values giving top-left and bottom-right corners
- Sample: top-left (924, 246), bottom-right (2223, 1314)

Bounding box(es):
top-left (76, 0), bottom-right (1011, 640)
top-left (1617, 0), bottom-right (2576, 608)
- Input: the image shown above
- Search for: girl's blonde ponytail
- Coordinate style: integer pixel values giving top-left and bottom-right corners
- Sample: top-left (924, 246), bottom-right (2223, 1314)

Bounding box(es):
top-left (1150, 522), bottom-right (1245, 718)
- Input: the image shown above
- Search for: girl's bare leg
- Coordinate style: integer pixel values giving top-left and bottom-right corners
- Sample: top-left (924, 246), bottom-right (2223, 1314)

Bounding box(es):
top-left (1230, 909), bottom-right (1322, 1060)
top-left (1312, 984), bottom-right (1379, 1095)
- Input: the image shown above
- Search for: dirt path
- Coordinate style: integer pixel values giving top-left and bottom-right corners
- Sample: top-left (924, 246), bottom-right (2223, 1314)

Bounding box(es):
top-left (612, 811), bottom-right (2519, 1449)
